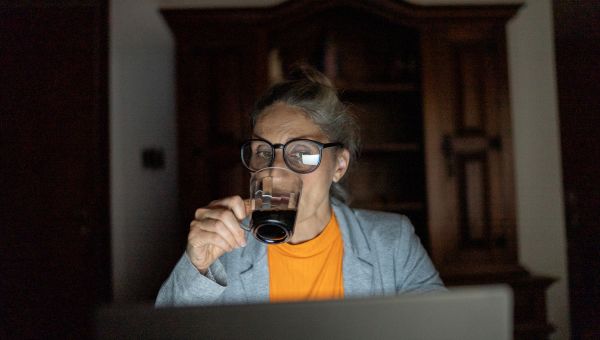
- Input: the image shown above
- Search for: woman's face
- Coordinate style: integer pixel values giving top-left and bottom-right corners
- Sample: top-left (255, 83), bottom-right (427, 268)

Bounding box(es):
top-left (253, 102), bottom-right (349, 223)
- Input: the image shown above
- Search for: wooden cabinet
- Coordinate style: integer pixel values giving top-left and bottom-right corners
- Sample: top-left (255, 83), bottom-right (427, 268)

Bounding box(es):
top-left (421, 17), bottom-right (520, 275)
top-left (162, 1), bottom-right (554, 338)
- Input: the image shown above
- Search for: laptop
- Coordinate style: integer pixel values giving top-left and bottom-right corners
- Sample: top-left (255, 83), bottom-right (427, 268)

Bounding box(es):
top-left (96, 285), bottom-right (513, 340)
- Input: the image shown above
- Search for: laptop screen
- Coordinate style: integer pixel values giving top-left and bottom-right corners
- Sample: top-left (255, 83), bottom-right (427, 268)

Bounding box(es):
top-left (96, 285), bottom-right (512, 340)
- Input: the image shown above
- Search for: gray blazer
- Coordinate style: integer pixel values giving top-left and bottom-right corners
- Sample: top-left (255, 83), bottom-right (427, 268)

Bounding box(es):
top-left (156, 200), bottom-right (445, 307)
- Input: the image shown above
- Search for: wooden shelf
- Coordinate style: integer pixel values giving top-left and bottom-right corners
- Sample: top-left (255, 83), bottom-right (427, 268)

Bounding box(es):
top-left (335, 80), bottom-right (419, 93)
top-left (362, 143), bottom-right (421, 153)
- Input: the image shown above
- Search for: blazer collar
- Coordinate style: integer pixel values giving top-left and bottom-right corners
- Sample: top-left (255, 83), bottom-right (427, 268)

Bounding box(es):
top-left (332, 200), bottom-right (376, 296)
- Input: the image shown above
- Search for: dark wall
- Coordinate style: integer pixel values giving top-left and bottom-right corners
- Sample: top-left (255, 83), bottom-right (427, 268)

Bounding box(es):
top-left (1, 1), bottom-right (110, 337)
top-left (554, 1), bottom-right (600, 339)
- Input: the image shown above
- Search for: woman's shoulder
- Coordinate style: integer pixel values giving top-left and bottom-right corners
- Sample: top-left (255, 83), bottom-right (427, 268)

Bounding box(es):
top-left (332, 199), bottom-right (415, 240)
top-left (352, 208), bottom-right (414, 236)
top-left (352, 208), bottom-right (408, 223)
top-left (342, 207), bottom-right (422, 261)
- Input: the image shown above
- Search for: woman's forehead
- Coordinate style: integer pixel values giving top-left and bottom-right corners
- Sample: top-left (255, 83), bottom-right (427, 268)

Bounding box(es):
top-left (254, 103), bottom-right (326, 141)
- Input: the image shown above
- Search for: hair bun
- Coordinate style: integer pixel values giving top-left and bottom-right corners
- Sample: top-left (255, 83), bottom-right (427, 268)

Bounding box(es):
top-left (287, 63), bottom-right (333, 87)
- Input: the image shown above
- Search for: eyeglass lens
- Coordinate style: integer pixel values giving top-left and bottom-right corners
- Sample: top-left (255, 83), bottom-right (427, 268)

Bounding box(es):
top-left (242, 140), bottom-right (322, 173)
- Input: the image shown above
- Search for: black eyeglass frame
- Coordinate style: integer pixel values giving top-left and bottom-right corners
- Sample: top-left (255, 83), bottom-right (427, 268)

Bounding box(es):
top-left (240, 138), bottom-right (344, 174)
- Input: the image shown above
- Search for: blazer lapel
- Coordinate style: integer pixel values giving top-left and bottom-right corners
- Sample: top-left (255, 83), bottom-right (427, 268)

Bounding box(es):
top-left (333, 201), bottom-right (377, 297)
top-left (238, 236), bottom-right (270, 303)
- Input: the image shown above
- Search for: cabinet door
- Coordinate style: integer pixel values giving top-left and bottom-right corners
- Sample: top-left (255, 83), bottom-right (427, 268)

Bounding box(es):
top-left (176, 39), bottom-right (266, 223)
top-left (422, 24), bottom-right (518, 273)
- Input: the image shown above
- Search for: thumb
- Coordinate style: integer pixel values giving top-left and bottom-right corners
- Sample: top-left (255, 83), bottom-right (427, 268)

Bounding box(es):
top-left (243, 199), bottom-right (253, 216)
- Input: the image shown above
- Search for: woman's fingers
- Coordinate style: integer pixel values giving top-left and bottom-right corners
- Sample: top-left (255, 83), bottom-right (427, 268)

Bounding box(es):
top-left (186, 195), bottom-right (250, 273)
top-left (207, 195), bottom-right (248, 221)
top-left (191, 217), bottom-right (243, 250)
top-left (187, 220), bottom-right (239, 272)
top-left (188, 229), bottom-right (231, 254)
top-left (186, 231), bottom-right (228, 272)
top-left (199, 209), bottom-right (246, 247)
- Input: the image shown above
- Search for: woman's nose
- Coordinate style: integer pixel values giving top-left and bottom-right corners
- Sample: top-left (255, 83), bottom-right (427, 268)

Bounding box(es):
top-left (272, 149), bottom-right (286, 168)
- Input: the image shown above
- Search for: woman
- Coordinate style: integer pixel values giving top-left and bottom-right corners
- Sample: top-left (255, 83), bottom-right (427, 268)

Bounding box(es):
top-left (156, 65), bottom-right (444, 306)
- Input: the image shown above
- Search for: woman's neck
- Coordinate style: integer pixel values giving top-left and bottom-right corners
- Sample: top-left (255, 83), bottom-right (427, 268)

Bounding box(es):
top-left (288, 198), bottom-right (331, 244)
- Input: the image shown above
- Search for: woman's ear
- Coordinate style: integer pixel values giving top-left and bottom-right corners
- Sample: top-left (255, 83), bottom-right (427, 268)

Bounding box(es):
top-left (333, 149), bottom-right (350, 183)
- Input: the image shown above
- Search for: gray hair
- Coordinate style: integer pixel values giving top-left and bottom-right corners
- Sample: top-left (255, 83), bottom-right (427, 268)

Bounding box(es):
top-left (250, 64), bottom-right (360, 203)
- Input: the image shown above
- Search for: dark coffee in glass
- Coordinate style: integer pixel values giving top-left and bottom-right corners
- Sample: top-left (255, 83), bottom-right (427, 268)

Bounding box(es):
top-left (250, 209), bottom-right (297, 244)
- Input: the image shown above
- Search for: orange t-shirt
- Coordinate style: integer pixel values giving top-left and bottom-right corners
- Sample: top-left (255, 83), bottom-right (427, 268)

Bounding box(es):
top-left (267, 211), bottom-right (344, 302)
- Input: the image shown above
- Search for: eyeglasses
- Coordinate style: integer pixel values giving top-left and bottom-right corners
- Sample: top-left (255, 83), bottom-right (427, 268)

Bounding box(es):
top-left (241, 138), bottom-right (343, 174)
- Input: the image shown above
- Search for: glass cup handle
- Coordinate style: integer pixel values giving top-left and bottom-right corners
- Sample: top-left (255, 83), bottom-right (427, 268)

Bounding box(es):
top-left (240, 198), bottom-right (253, 231)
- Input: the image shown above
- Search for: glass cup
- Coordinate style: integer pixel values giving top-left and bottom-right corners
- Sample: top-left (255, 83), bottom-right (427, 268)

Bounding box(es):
top-left (243, 167), bottom-right (302, 244)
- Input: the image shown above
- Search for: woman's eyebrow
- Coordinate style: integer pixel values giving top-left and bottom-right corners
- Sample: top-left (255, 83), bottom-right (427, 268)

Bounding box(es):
top-left (291, 134), bottom-right (321, 140)
top-left (252, 133), bottom-right (322, 143)
top-left (252, 133), bottom-right (267, 140)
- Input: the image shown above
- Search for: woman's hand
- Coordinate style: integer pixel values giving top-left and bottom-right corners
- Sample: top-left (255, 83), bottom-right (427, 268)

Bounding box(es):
top-left (186, 196), bottom-right (250, 274)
